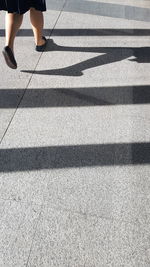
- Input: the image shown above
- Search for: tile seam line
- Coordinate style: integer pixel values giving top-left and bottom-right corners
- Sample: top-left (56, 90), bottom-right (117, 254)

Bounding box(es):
top-left (24, 1), bottom-right (68, 258)
top-left (25, 204), bottom-right (44, 267)
top-left (0, 0), bottom-right (67, 146)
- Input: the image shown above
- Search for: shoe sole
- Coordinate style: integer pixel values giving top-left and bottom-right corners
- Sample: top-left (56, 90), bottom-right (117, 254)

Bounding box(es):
top-left (2, 50), bottom-right (17, 69)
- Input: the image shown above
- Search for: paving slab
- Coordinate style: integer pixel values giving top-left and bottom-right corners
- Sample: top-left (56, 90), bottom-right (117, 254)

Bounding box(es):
top-left (0, 170), bottom-right (50, 205)
top-left (0, 199), bottom-right (41, 267)
top-left (43, 166), bottom-right (150, 223)
top-left (27, 203), bottom-right (150, 267)
top-left (0, 0), bottom-right (150, 266)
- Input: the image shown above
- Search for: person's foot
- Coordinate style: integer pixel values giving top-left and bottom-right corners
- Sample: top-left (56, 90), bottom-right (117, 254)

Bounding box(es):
top-left (2, 46), bottom-right (17, 69)
top-left (35, 36), bottom-right (47, 52)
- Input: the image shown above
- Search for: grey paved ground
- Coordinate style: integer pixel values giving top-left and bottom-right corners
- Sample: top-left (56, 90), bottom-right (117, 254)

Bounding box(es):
top-left (0, 0), bottom-right (150, 266)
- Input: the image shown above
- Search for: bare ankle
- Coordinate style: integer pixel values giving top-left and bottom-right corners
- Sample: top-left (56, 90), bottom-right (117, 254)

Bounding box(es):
top-left (36, 37), bottom-right (45, 46)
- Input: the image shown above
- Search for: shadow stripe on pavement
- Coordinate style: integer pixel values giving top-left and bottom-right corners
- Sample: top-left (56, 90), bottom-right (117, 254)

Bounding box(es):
top-left (0, 142), bottom-right (149, 172)
top-left (0, 85), bottom-right (149, 108)
top-left (1, 29), bottom-right (150, 37)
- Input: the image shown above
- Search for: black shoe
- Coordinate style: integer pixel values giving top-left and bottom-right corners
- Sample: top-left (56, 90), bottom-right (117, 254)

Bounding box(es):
top-left (35, 36), bottom-right (47, 52)
top-left (2, 46), bottom-right (17, 69)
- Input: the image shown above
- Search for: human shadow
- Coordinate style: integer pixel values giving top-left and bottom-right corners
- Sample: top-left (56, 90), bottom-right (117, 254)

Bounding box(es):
top-left (21, 40), bottom-right (150, 77)
top-left (130, 47), bottom-right (150, 63)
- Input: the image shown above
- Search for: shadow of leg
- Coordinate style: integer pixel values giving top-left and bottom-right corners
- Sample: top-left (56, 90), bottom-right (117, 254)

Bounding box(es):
top-left (22, 48), bottom-right (133, 76)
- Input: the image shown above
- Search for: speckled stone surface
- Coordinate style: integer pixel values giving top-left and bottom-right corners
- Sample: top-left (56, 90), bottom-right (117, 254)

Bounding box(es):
top-left (27, 204), bottom-right (150, 267)
top-left (0, 0), bottom-right (150, 266)
top-left (0, 199), bottom-right (41, 267)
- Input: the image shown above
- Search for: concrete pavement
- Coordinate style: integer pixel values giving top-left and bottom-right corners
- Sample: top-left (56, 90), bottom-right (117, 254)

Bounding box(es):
top-left (0, 0), bottom-right (150, 266)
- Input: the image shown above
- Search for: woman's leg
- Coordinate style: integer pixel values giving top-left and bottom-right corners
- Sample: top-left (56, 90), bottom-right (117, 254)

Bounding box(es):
top-left (30, 8), bottom-right (45, 46)
top-left (5, 12), bottom-right (23, 51)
